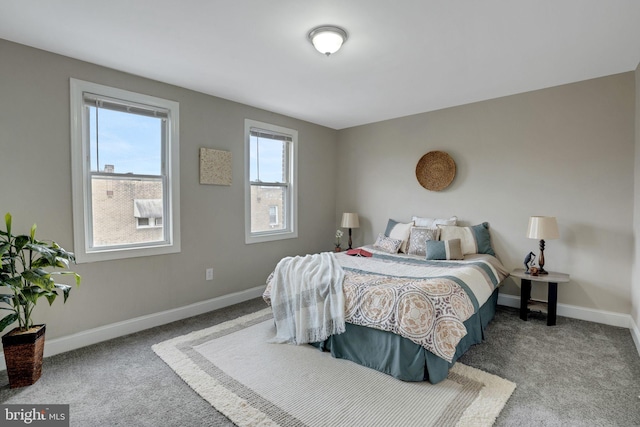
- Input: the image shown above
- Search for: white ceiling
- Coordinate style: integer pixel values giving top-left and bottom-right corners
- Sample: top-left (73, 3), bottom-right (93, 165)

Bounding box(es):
top-left (1, 1), bottom-right (639, 130)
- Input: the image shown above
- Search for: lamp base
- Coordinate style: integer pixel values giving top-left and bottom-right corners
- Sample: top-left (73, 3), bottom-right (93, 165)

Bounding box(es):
top-left (537, 239), bottom-right (549, 275)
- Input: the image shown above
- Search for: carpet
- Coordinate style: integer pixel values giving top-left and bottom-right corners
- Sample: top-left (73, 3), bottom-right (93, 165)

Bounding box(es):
top-left (152, 308), bottom-right (516, 427)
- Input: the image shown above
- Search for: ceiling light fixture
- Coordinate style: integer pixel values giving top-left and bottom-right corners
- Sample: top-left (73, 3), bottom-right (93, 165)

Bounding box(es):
top-left (308, 25), bottom-right (348, 56)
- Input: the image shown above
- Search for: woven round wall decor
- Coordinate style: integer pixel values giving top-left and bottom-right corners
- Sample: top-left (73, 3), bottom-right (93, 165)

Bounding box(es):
top-left (415, 151), bottom-right (456, 191)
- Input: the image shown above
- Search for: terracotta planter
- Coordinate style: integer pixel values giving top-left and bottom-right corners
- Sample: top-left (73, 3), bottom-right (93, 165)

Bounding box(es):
top-left (2, 324), bottom-right (46, 388)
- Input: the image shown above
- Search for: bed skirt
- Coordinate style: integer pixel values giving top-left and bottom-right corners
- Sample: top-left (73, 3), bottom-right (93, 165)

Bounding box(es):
top-left (311, 288), bottom-right (499, 384)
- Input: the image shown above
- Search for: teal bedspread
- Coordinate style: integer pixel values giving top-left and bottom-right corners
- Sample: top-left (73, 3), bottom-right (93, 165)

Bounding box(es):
top-left (312, 289), bottom-right (499, 384)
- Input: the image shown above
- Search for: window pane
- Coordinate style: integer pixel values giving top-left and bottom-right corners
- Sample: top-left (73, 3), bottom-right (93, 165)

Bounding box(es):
top-left (91, 176), bottom-right (164, 247)
top-left (249, 134), bottom-right (286, 183)
top-left (89, 106), bottom-right (163, 175)
top-left (269, 206), bottom-right (278, 225)
top-left (250, 185), bottom-right (286, 233)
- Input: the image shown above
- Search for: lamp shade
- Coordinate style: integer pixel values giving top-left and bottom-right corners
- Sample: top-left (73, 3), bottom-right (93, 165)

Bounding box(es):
top-left (341, 213), bottom-right (359, 229)
top-left (308, 26), bottom-right (348, 56)
top-left (527, 216), bottom-right (559, 240)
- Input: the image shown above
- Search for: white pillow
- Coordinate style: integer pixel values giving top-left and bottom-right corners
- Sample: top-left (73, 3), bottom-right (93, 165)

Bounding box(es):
top-left (384, 219), bottom-right (414, 253)
top-left (411, 215), bottom-right (458, 228)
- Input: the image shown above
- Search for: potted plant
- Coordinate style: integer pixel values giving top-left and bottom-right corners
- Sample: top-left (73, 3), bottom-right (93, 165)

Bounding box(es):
top-left (0, 213), bottom-right (81, 388)
top-left (335, 229), bottom-right (343, 252)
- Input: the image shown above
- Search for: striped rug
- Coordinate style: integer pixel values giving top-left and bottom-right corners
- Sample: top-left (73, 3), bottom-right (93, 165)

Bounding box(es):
top-left (153, 308), bottom-right (515, 427)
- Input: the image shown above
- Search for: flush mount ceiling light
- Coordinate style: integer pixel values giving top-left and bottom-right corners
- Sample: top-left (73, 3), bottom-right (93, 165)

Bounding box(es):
top-left (308, 25), bottom-right (348, 56)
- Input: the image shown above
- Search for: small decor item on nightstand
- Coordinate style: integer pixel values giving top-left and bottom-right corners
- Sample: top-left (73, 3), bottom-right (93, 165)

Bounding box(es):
top-left (526, 216), bottom-right (559, 275)
top-left (335, 229), bottom-right (343, 252)
top-left (523, 251), bottom-right (536, 274)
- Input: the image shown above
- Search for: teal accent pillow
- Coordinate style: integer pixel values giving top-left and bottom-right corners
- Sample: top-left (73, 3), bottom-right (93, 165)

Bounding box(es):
top-left (425, 239), bottom-right (463, 260)
top-left (470, 222), bottom-right (495, 256)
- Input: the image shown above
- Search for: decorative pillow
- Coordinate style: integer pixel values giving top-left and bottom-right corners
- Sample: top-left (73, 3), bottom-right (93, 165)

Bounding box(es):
top-left (373, 233), bottom-right (403, 254)
top-left (407, 226), bottom-right (440, 256)
top-left (437, 222), bottom-right (495, 256)
top-left (425, 239), bottom-right (463, 260)
top-left (411, 215), bottom-right (458, 228)
top-left (384, 219), bottom-right (414, 253)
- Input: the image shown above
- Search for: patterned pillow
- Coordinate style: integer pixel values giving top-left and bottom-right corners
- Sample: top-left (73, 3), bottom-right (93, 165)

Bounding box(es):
top-left (437, 222), bottom-right (495, 256)
top-left (373, 233), bottom-right (403, 254)
top-left (425, 239), bottom-right (463, 260)
top-left (407, 227), bottom-right (440, 256)
top-left (411, 215), bottom-right (458, 228)
top-left (384, 219), bottom-right (413, 253)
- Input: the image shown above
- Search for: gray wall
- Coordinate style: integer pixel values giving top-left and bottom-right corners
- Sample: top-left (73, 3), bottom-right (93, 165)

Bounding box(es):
top-left (0, 39), bottom-right (338, 339)
top-left (1, 37), bottom-right (637, 341)
top-left (336, 73), bottom-right (635, 314)
top-left (634, 62), bottom-right (640, 328)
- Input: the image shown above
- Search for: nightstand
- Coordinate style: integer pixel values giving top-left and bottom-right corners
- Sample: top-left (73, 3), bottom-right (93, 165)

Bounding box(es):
top-left (511, 268), bottom-right (570, 326)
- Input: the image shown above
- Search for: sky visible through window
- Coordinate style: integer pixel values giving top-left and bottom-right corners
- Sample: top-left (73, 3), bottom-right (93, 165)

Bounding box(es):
top-left (89, 107), bottom-right (162, 175)
top-left (88, 108), bottom-right (285, 181)
top-left (249, 135), bottom-right (285, 183)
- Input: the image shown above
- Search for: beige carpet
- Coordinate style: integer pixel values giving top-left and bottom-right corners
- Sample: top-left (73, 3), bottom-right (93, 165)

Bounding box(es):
top-left (153, 308), bottom-right (516, 427)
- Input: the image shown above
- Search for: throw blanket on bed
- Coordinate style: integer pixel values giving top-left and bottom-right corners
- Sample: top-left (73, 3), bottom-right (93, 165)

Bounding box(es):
top-left (264, 247), bottom-right (509, 362)
top-left (268, 252), bottom-right (346, 345)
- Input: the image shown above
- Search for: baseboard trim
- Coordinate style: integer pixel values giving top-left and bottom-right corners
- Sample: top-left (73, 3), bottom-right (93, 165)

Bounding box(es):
top-left (497, 293), bottom-right (632, 328)
top-left (631, 316), bottom-right (640, 357)
top-left (0, 285), bottom-right (265, 372)
top-left (2, 289), bottom-right (635, 372)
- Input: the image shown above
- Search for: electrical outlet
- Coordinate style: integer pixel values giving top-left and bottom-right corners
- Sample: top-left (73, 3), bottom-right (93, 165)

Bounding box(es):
top-left (206, 268), bottom-right (214, 281)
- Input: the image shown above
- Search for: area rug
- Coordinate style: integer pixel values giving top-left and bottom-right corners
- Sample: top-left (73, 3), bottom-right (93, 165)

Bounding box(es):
top-left (152, 308), bottom-right (516, 427)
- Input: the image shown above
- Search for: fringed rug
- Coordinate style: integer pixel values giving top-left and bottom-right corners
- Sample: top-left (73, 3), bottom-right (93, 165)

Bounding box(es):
top-left (153, 308), bottom-right (515, 427)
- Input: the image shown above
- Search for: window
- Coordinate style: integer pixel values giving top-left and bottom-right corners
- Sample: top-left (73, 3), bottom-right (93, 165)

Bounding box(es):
top-left (269, 206), bottom-right (279, 226)
top-left (245, 119), bottom-right (297, 244)
top-left (136, 217), bottom-right (162, 228)
top-left (70, 79), bottom-right (180, 262)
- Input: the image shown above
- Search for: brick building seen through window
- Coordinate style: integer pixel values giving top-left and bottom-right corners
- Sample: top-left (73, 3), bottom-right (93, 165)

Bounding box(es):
top-left (91, 164), bottom-right (164, 247)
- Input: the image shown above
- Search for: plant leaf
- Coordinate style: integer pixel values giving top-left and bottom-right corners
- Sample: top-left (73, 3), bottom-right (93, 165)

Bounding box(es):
top-left (21, 286), bottom-right (47, 304)
top-left (0, 312), bottom-right (18, 333)
top-left (45, 290), bottom-right (57, 305)
top-left (50, 271), bottom-right (81, 287)
top-left (14, 235), bottom-right (30, 252)
top-left (0, 293), bottom-right (16, 306)
top-left (4, 213), bottom-right (11, 236)
top-left (54, 257), bottom-right (70, 269)
top-left (25, 243), bottom-right (56, 265)
top-left (54, 283), bottom-right (72, 303)
top-left (22, 269), bottom-right (54, 290)
top-left (1, 275), bottom-right (23, 289)
top-left (30, 223), bottom-right (37, 240)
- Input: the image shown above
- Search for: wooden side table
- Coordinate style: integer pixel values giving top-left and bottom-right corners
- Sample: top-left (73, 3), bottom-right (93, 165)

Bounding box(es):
top-left (511, 268), bottom-right (570, 326)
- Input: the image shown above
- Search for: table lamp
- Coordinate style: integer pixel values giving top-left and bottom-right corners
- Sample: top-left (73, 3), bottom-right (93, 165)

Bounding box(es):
top-left (341, 213), bottom-right (360, 249)
top-left (527, 216), bottom-right (559, 275)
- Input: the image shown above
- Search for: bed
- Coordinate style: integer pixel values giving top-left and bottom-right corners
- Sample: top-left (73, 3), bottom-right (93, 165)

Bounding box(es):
top-left (263, 221), bottom-right (510, 384)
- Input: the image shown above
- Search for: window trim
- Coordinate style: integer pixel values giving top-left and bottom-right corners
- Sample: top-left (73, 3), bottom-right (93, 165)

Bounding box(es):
top-left (244, 119), bottom-right (298, 244)
top-left (70, 78), bottom-right (181, 262)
